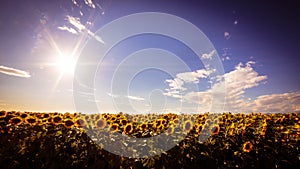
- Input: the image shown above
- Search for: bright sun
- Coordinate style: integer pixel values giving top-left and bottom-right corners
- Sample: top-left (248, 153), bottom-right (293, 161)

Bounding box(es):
top-left (56, 54), bottom-right (76, 74)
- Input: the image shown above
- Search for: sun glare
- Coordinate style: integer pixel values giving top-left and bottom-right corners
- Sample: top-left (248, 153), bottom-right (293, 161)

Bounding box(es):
top-left (57, 54), bottom-right (76, 74)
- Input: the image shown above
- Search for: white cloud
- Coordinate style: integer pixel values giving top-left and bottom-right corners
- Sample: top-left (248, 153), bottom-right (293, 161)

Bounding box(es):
top-left (87, 99), bottom-right (102, 103)
top-left (64, 15), bottom-right (105, 44)
top-left (57, 26), bottom-right (78, 34)
top-left (0, 65), bottom-right (31, 78)
top-left (180, 61), bottom-right (299, 113)
top-left (127, 95), bottom-right (145, 101)
top-left (66, 15), bottom-right (86, 31)
top-left (164, 61), bottom-right (282, 112)
top-left (184, 91), bottom-right (212, 106)
top-left (164, 68), bottom-right (214, 98)
top-left (84, 0), bottom-right (96, 8)
top-left (72, 0), bottom-right (78, 6)
top-left (222, 56), bottom-right (231, 61)
top-left (165, 78), bottom-right (185, 91)
top-left (163, 92), bottom-right (182, 99)
top-left (176, 69), bottom-right (212, 83)
top-left (252, 92), bottom-right (300, 113)
top-left (107, 93), bottom-right (145, 102)
top-left (224, 32), bottom-right (231, 40)
top-left (201, 50), bottom-right (215, 60)
top-left (217, 61), bottom-right (267, 111)
top-left (107, 92), bottom-right (119, 98)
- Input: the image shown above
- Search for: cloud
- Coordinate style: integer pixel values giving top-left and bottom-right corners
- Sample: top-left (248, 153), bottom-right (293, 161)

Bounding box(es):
top-left (165, 78), bottom-right (185, 91)
top-left (57, 26), bottom-right (78, 34)
top-left (222, 56), bottom-right (231, 61)
top-left (163, 89), bottom-right (183, 99)
top-left (184, 91), bottom-right (212, 108)
top-left (252, 92), bottom-right (300, 113)
top-left (224, 32), bottom-right (231, 40)
top-left (221, 61), bottom-right (267, 110)
top-left (201, 50), bottom-right (215, 60)
top-left (176, 69), bottom-right (213, 83)
top-left (234, 20), bottom-right (238, 25)
top-left (84, 0), bottom-right (96, 8)
top-left (71, 0), bottom-right (78, 5)
top-left (0, 65), bottom-right (31, 78)
top-left (164, 68), bottom-right (214, 98)
top-left (87, 99), bottom-right (102, 103)
top-left (127, 95), bottom-right (145, 101)
top-left (66, 15), bottom-right (86, 31)
top-left (63, 15), bottom-right (105, 44)
top-left (107, 92), bottom-right (119, 98)
top-left (164, 61), bottom-right (277, 112)
top-left (177, 61), bottom-right (299, 113)
top-left (107, 93), bottom-right (145, 101)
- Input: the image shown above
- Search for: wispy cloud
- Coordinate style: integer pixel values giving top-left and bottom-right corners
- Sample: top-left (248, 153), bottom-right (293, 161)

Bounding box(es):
top-left (127, 95), bottom-right (145, 101)
top-left (201, 50), bottom-right (215, 60)
top-left (0, 65), bottom-right (31, 78)
top-left (172, 61), bottom-right (299, 113)
top-left (84, 0), bottom-right (96, 8)
top-left (87, 99), bottom-right (102, 103)
top-left (222, 56), bottom-right (231, 61)
top-left (107, 93), bottom-right (145, 101)
top-left (252, 92), bottom-right (300, 113)
top-left (224, 32), bottom-right (231, 40)
top-left (176, 69), bottom-right (214, 83)
top-left (59, 15), bottom-right (105, 44)
top-left (71, 0), bottom-right (78, 6)
top-left (221, 61), bottom-right (267, 111)
top-left (107, 92), bottom-right (119, 98)
top-left (183, 61), bottom-right (267, 112)
top-left (67, 15), bottom-right (85, 31)
top-left (57, 25), bottom-right (78, 34)
top-left (164, 68), bottom-right (214, 98)
top-left (163, 61), bottom-right (300, 113)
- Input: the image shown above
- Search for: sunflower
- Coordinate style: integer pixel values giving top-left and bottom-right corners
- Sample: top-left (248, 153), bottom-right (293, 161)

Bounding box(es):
top-left (25, 117), bottom-right (37, 125)
top-left (210, 125), bottom-right (220, 135)
top-left (52, 115), bottom-right (62, 124)
top-left (156, 119), bottom-right (162, 126)
top-left (157, 124), bottom-right (165, 131)
top-left (242, 141), bottom-right (253, 153)
top-left (13, 112), bottom-right (20, 116)
top-left (42, 113), bottom-right (49, 119)
top-left (0, 111), bottom-right (7, 118)
top-left (9, 117), bottom-right (23, 125)
top-left (152, 120), bottom-right (160, 129)
top-left (64, 119), bottom-right (74, 128)
top-left (103, 114), bottom-right (108, 119)
top-left (139, 123), bottom-right (148, 131)
top-left (161, 119), bottom-right (167, 125)
top-left (20, 113), bottom-right (28, 119)
top-left (165, 126), bottom-right (174, 135)
top-left (120, 119), bottom-right (128, 126)
top-left (183, 120), bottom-right (193, 133)
top-left (173, 118), bottom-right (179, 125)
top-left (260, 128), bottom-right (266, 137)
top-left (124, 123), bottom-right (133, 134)
top-left (110, 123), bottom-right (119, 132)
top-left (75, 118), bottom-right (86, 127)
top-left (96, 119), bottom-right (107, 129)
top-left (197, 124), bottom-right (203, 134)
top-left (109, 115), bottom-right (117, 122)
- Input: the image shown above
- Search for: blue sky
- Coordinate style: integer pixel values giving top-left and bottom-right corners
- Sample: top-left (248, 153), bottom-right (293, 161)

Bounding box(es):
top-left (0, 0), bottom-right (299, 113)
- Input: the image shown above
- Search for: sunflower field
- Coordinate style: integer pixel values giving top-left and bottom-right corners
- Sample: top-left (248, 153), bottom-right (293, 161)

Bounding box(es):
top-left (0, 111), bottom-right (299, 169)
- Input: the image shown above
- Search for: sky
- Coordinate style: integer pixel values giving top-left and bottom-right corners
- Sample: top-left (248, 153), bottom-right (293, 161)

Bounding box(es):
top-left (0, 0), bottom-right (299, 113)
